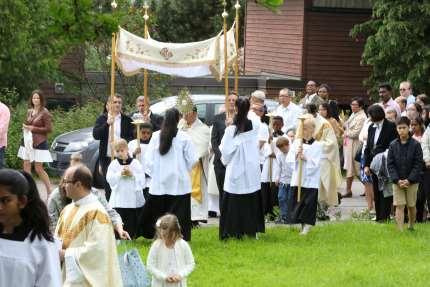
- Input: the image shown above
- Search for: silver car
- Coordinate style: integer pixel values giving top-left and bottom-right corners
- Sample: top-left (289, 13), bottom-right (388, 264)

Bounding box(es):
top-left (48, 94), bottom-right (279, 187)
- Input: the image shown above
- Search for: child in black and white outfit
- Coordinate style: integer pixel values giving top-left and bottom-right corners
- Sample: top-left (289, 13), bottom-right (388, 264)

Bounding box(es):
top-left (287, 117), bottom-right (322, 235)
top-left (107, 138), bottom-right (146, 238)
top-left (128, 122), bottom-right (153, 200)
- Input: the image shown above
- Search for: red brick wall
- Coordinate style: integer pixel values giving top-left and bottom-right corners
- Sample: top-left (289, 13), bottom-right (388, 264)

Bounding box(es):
top-left (244, 0), bottom-right (305, 77)
top-left (303, 10), bottom-right (370, 104)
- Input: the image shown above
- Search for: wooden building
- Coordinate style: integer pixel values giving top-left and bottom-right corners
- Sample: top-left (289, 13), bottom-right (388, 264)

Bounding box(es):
top-left (244, 0), bottom-right (372, 104)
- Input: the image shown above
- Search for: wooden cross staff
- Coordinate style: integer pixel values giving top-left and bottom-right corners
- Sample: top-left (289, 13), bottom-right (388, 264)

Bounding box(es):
top-left (296, 116), bottom-right (306, 202)
top-left (266, 112), bottom-right (275, 185)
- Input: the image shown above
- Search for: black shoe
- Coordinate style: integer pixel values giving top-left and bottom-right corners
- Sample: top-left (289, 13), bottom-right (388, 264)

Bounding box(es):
top-left (341, 192), bottom-right (353, 198)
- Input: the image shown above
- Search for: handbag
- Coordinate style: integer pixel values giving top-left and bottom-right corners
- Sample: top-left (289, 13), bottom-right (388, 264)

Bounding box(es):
top-left (118, 243), bottom-right (150, 287)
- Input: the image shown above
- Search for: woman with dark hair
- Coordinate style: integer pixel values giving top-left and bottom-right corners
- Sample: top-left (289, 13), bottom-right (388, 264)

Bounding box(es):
top-left (406, 102), bottom-right (423, 121)
top-left (17, 90), bottom-right (53, 198)
top-left (411, 117), bottom-right (425, 142)
top-left (342, 97), bottom-right (367, 198)
top-left (319, 102), bottom-right (344, 144)
top-left (219, 96), bottom-right (264, 239)
top-left (141, 108), bottom-right (198, 241)
top-left (422, 105), bottom-right (430, 127)
top-left (0, 169), bottom-right (61, 286)
top-left (363, 104), bottom-right (397, 222)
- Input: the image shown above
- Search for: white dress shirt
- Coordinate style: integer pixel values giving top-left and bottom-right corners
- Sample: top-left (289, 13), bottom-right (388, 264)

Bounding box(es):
top-left (373, 120), bottom-right (384, 145)
top-left (275, 102), bottom-right (303, 132)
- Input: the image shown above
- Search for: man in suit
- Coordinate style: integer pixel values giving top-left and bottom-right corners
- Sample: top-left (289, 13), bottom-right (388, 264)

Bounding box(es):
top-left (211, 92), bottom-right (238, 209)
top-left (132, 96), bottom-right (164, 131)
top-left (93, 93), bottom-right (134, 200)
top-left (299, 80), bottom-right (324, 108)
top-left (363, 104), bottom-right (398, 221)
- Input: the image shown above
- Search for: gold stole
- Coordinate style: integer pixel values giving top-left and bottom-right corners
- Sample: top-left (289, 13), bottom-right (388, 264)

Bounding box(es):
top-left (190, 161), bottom-right (203, 203)
top-left (56, 205), bottom-right (110, 249)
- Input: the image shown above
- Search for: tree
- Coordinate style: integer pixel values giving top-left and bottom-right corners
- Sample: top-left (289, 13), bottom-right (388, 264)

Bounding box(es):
top-left (351, 1), bottom-right (430, 98)
top-left (0, 0), bottom-right (118, 101)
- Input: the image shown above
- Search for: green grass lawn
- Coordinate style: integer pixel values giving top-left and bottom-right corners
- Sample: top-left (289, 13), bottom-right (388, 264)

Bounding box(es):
top-left (125, 222), bottom-right (430, 287)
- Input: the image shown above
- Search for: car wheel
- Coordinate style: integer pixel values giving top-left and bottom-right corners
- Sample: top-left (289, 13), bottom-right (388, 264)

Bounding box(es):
top-left (93, 159), bottom-right (104, 188)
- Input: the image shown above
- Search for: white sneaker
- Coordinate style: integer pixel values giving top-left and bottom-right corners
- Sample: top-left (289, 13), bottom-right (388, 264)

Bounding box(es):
top-left (299, 224), bottom-right (311, 235)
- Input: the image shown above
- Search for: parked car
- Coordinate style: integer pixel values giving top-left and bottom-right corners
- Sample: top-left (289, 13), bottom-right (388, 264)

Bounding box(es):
top-left (48, 94), bottom-right (279, 187)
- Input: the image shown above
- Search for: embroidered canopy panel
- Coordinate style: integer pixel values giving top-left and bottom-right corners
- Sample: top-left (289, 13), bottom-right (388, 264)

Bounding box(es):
top-left (116, 25), bottom-right (237, 80)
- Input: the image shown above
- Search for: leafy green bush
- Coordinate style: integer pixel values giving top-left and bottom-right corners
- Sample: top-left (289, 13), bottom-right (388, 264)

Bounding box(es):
top-left (5, 100), bottom-right (104, 169)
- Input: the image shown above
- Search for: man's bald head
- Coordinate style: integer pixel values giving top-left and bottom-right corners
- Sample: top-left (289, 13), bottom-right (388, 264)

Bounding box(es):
top-left (64, 164), bottom-right (93, 191)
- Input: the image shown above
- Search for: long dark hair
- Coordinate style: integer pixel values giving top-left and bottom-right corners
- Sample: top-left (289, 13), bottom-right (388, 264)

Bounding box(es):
top-left (233, 96), bottom-right (252, 136)
top-left (159, 108), bottom-right (180, 155)
top-left (0, 169), bottom-right (53, 242)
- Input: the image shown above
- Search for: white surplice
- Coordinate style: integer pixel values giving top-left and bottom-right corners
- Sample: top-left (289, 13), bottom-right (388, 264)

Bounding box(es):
top-left (0, 235), bottom-right (62, 287)
top-left (145, 130), bottom-right (199, 195)
top-left (220, 119), bottom-right (261, 194)
top-left (286, 140), bottom-right (322, 189)
top-left (128, 139), bottom-right (151, 188)
top-left (106, 158), bottom-right (146, 208)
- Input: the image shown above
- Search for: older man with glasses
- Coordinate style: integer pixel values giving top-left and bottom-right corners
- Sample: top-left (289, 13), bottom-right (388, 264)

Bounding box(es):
top-left (275, 88), bottom-right (303, 133)
top-left (399, 81), bottom-right (416, 105)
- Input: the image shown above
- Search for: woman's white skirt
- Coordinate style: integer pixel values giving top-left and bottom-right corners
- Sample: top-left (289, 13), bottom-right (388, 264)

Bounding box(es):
top-left (17, 146), bottom-right (53, 163)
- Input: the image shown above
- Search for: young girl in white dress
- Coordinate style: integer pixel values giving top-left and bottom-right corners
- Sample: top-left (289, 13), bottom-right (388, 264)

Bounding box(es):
top-left (147, 214), bottom-right (195, 287)
top-left (0, 169), bottom-right (62, 286)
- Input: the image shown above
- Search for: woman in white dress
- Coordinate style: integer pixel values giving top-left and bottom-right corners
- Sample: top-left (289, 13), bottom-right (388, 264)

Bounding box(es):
top-left (17, 90), bottom-right (53, 197)
top-left (141, 108), bottom-right (198, 241)
top-left (0, 169), bottom-right (61, 286)
top-left (219, 96), bottom-right (265, 239)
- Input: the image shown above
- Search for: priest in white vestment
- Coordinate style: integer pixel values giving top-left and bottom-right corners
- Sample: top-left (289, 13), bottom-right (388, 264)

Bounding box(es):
top-left (178, 105), bottom-right (211, 222)
top-left (55, 165), bottom-right (123, 287)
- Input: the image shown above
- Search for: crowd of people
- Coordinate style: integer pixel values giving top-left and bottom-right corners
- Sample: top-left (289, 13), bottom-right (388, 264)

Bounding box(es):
top-left (1, 79), bottom-right (430, 286)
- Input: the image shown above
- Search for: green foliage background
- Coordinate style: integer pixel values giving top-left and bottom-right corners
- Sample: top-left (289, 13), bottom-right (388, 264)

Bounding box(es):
top-left (351, 0), bottom-right (430, 99)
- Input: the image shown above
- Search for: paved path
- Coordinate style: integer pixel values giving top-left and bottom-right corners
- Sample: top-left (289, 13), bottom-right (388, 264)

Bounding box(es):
top-left (38, 178), bottom-right (367, 224)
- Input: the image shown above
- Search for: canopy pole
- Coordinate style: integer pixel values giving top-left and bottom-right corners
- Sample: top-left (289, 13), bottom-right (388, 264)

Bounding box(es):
top-left (109, 0), bottom-right (118, 161)
top-left (222, 2), bottom-right (229, 119)
top-left (143, 2), bottom-right (150, 116)
top-left (234, 1), bottom-right (240, 95)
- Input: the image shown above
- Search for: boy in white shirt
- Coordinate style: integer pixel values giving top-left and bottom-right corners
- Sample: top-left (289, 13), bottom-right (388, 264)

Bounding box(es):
top-left (107, 139), bottom-right (146, 238)
top-left (274, 136), bottom-right (292, 224)
top-left (287, 117), bottom-right (322, 235)
top-left (128, 122), bottom-right (153, 200)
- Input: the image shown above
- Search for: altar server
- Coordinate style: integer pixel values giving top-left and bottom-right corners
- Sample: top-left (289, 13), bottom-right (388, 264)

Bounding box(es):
top-left (0, 169), bottom-right (62, 287)
top-left (141, 108), bottom-right (198, 241)
top-left (107, 138), bottom-right (146, 238)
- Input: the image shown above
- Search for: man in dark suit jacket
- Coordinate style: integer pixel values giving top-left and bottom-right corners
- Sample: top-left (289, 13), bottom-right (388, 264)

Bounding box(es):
top-left (93, 94), bottom-right (134, 200)
top-left (364, 104), bottom-right (398, 221)
top-left (211, 92), bottom-right (238, 210)
top-left (132, 96), bottom-right (164, 131)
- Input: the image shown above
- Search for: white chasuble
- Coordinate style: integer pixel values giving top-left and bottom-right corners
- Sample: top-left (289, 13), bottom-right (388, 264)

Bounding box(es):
top-left (55, 194), bottom-right (123, 287)
top-left (179, 118), bottom-right (211, 221)
top-left (314, 115), bottom-right (342, 206)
